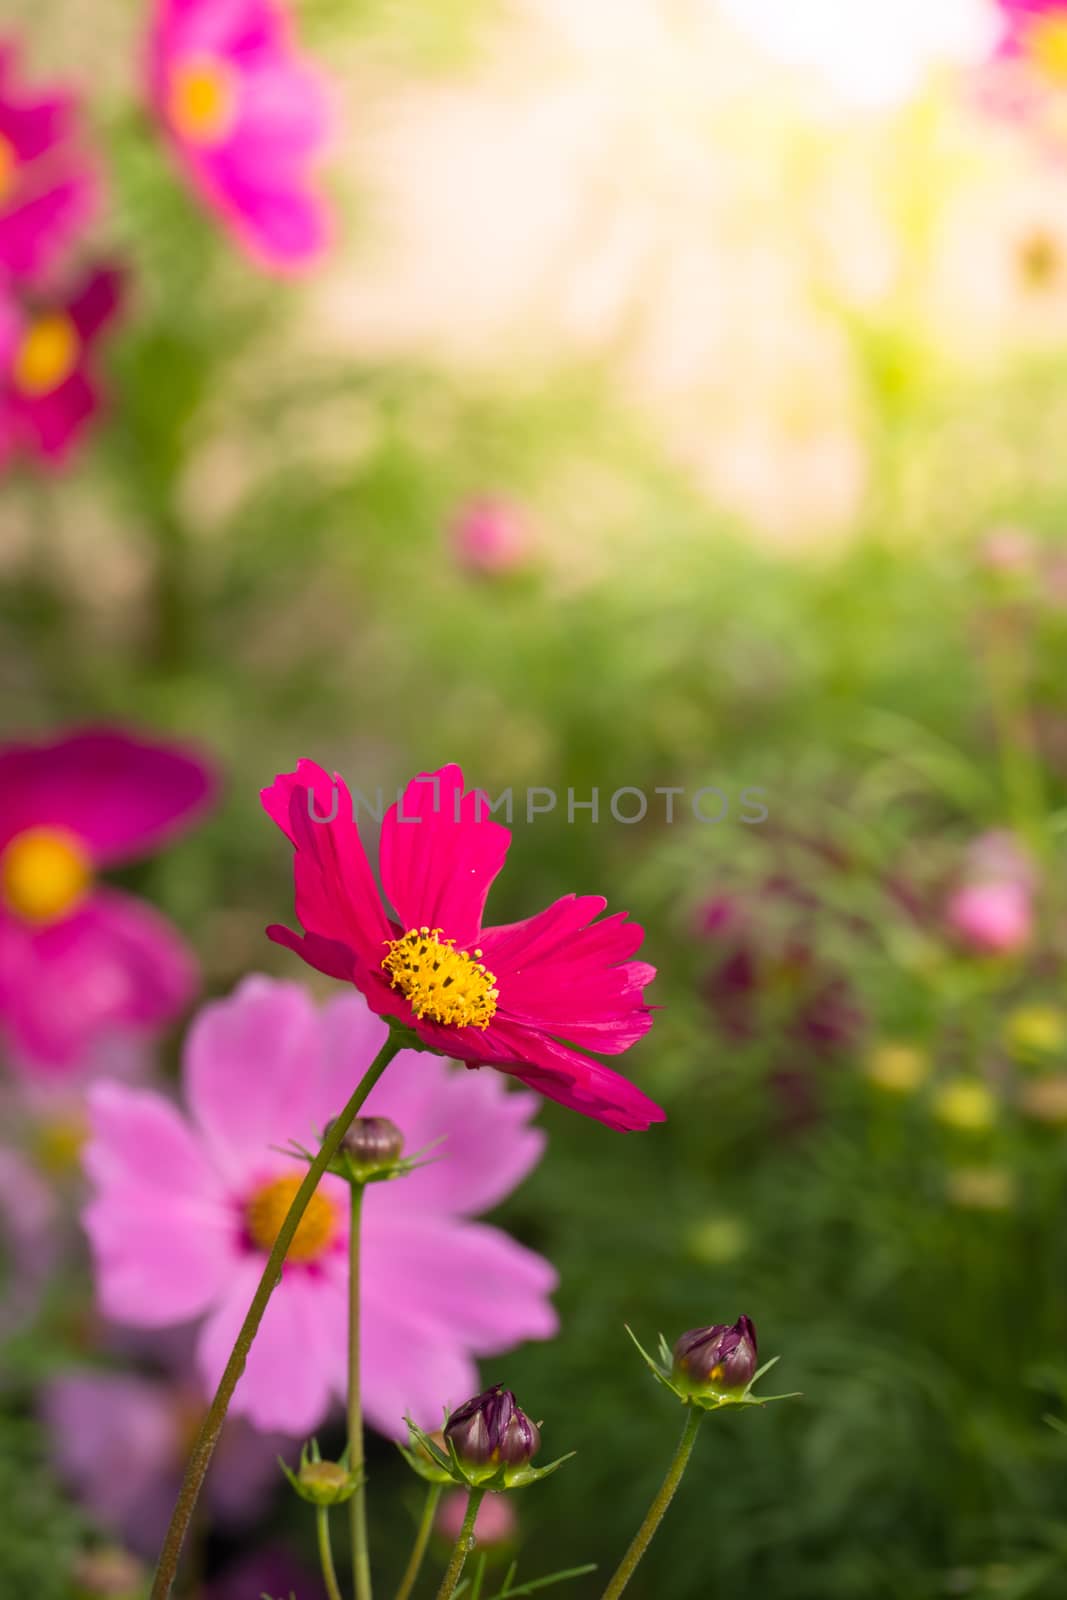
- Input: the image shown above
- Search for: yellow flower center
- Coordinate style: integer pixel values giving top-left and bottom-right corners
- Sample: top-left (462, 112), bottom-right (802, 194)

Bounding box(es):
top-left (245, 1175), bottom-right (337, 1262)
top-left (169, 57), bottom-right (238, 146)
top-left (382, 926), bottom-right (499, 1030)
top-left (1026, 14), bottom-right (1067, 84)
top-left (0, 826), bottom-right (92, 925)
top-left (0, 134), bottom-right (17, 202)
top-left (33, 1113), bottom-right (89, 1177)
top-left (13, 314), bottom-right (80, 398)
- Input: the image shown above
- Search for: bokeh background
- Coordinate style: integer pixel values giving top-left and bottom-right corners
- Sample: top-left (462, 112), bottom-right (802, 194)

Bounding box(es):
top-left (8, 0), bottom-right (1067, 1596)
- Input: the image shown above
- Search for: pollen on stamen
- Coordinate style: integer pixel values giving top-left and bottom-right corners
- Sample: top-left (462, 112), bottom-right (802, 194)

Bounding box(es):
top-left (382, 925), bottom-right (499, 1030)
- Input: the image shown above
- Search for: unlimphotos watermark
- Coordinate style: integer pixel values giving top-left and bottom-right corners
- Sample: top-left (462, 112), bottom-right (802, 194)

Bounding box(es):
top-left (307, 777), bottom-right (768, 827)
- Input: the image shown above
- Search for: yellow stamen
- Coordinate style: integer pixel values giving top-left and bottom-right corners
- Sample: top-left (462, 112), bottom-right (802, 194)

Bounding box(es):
top-left (245, 1175), bottom-right (337, 1262)
top-left (1026, 15), bottom-right (1067, 84)
top-left (382, 925), bottom-right (499, 1030)
top-left (0, 826), bottom-right (91, 924)
top-left (13, 313), bottom-right (79, 398)
top-left (168, 57), bottom-right (238, 146)
top-left (33, 1113), bottom-right (89, 1177)
top-left (0, 133), bottom-right (17, 202)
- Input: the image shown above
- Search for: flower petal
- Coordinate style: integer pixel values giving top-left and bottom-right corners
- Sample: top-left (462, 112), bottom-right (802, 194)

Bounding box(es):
top-left (0, 890), bottom-right (198, 1068)
top-left (0, 727), bottom-right (216, 863)
top-left (481, 895), bottom-right (655, 1052)
top-left (261, 761), bottom-right (393, 988)
top-left (476, 1021), bottom-right (665, 1133)
top-left (359, 1294), bottom-right (479, 1440)
top-left (196, 1258), bottom-right (342, 1435)
top-left (379, 765), bottom-right (510, 947)
top-left (83, 1082), bottom-right (236, 1324)
top-left (184, 974), bottom-right (326, 1183)
top-left (362, 1214), bottom-right (558, 1356)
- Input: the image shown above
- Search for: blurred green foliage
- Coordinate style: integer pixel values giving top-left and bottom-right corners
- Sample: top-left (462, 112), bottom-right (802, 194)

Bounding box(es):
top-left (8, 6), bottom-right (1067, 1599)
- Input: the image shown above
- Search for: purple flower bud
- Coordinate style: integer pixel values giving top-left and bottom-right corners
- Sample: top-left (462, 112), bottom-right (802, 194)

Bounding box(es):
top-left (341, 1116), bottom-right (404, 1168)
top-left (444, 1385), bottom-right (541, 1470)
top-left (672, 1316), bottom-right (758, 1394)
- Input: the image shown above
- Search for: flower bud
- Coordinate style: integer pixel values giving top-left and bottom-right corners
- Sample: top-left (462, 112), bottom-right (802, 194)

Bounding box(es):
top-left (445, 1385), bottom-right (541, 1475)
top-left (341, 1116), bottom-right (404, 1170)
top-left (672, 1316), bottom-right (758, 1395)
top-left (298, 1459), bottom-right (355, 1505)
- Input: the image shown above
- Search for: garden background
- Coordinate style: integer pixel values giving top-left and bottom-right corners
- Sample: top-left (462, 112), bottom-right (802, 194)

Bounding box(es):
top-left (6, 1), bottom-right (1067, 1597)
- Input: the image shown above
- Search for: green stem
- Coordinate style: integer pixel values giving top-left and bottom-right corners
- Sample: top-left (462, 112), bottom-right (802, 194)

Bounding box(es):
top-left (349, 1181), bottom-right (372, 1600)
top-left (434, 1487), bottom-right (485, 1600)
top-left (150, 1034), bottom-right (403, 1600)
top-left (599, 1408), bottom-right (704, 1600)
top-left (393, 1482), bottom-right (442, 1600)
top-left (317, 1506), bottom-right (345, 1600)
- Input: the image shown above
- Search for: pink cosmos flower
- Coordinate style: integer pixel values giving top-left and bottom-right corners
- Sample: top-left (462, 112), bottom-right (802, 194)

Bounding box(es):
top-left (945, 829), bottom-right (1035, 956)
top-left (147, 0), bottom-right (332, 273)
top-left (262, 763), bottom-right (663, 1133)
top-left (0, 41), bottom-right (98, 282)
top-left (946, 880), bottom-right (1032, 955)
top-left (0, 265), bottom-right (123, 469)
top-left (43, 1367), bottom-right (287, 1557)
top-left (0, 726), bottom-right (214, 1070)
top-left (451, 498), bottom-right (532, 577)
top-left (83, 976), bottom-right (558, 1438)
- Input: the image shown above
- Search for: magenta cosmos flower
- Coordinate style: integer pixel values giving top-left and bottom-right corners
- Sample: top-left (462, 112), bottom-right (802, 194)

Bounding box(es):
top-left (262, 763), bottom-right (663, 1132)
top-left (0, 726), bottom-right (214, 1070)
top-left (0, 40), bottom-right (98, 282)
top-left (451, 498), bottom-right (532, 577)
top-left (0, 265), bottom-right (123, 469)
top-left (148, 0), bottom-right (332, 272)
top-left (83, 976), bottom-right (558, 1437)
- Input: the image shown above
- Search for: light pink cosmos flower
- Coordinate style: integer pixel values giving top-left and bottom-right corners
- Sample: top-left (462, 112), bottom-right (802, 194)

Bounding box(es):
top-left (0, 726), bottom-right (214, 1071)
top-left (945, 828), bottom-right (1035, 956)
top-left (262, 763), bottom-right (663, 1133)
top-left (0, 41), bottom-right (98, 282)
top-left (83, 976), bottom-right (558, 1438)
top-left (147, 0), bottom-right (332, 273)
top-left (0, 266), bottom-right (123, 469)
top-left (43, 1366), bottom-right (287, 1557)
top-left (451, 498), bottom-right (532, 577)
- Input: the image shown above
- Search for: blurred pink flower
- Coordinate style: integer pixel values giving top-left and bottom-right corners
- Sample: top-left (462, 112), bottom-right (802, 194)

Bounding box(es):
top-left (437, 1488), bottom-right (517, 1546)
top-left (451, 498), bottom-right (532, 576)
top-left (263, 762), bottom-right (663, 1132)
top-left (0, 726), bottom-right (215, 1070)
top-left (945, 830), bottom-right (1034, 955)
top-left (0, 265), bottom-right (123, 469)
top-left (946, 880), bottom-right (1032, 955)
top-left (148, 0), bottom-right (332, 273)
top-left (43, 1367), bottom-right (287, 1557)
top-left (0, 1144), bottom-right (58, 1336)
top-left (83, 976), bottom-right (558, 1437)
top-left (0, 41), bottom-right (98, 282)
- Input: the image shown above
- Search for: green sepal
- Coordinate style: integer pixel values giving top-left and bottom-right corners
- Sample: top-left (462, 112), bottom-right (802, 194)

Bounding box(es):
top-left (398, 1416), bottom-right (573, 1491)
top-left (279, 1437), bottom-right (364, 1505)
